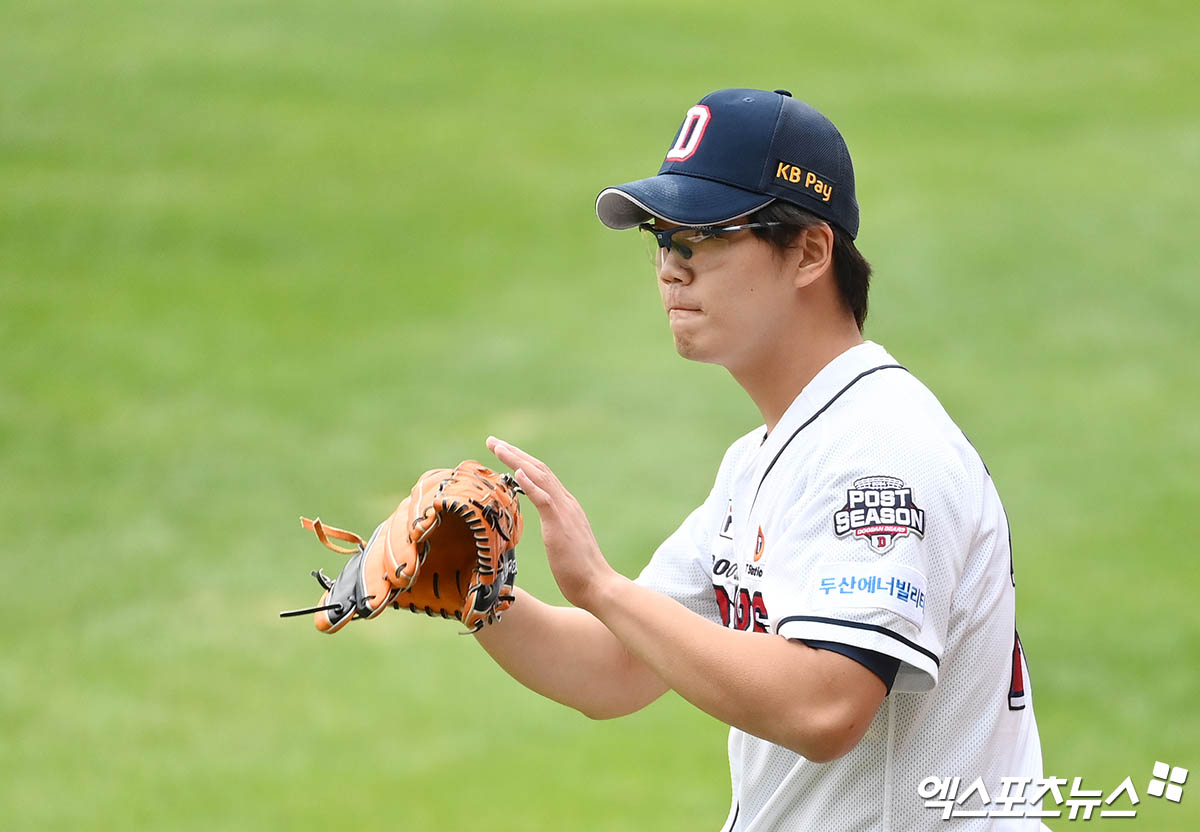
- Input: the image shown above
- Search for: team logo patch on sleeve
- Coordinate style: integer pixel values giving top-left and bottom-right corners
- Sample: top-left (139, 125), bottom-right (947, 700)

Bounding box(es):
top-left (833, 476), bottom-right (925, 554)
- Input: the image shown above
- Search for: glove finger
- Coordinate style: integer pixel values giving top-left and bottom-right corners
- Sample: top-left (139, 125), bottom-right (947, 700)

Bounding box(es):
top-left (378, 501), bottom-right (422, 590)
top-left (312, 541), bottom-right (400, 632)
top-left (314, 588), bottom-right (354, 634)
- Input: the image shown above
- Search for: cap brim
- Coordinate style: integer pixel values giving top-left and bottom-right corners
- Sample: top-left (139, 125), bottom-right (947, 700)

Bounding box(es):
top-left (595, 174), bottom-right (774, 229)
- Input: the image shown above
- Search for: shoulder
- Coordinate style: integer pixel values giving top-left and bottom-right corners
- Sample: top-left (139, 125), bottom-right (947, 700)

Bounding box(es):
top-left (714, 423), bottom-right (767, 481)
top-left (765, 363), bottom-right (990, 533)
top-left (815, 364), bottom-right (981, 477)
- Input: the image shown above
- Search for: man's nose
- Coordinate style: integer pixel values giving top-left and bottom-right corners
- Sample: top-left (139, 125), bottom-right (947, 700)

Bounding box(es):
top-left (657, 248), bottom-right (693, 284)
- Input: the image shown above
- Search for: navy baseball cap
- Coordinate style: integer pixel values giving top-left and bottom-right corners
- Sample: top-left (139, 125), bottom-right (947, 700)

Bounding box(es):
top-left (596, 88), bottom-right (860, 239)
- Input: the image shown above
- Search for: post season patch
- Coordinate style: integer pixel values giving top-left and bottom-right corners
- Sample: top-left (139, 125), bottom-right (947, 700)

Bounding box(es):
top-left (810, 561), bottom-right (928, 629)
top-left (833, 476), bottom-right (925, 554)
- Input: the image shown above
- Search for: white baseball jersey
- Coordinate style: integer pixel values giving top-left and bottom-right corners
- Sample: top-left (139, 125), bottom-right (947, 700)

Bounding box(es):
top-left (637, 341), bottom-right (1044, 831)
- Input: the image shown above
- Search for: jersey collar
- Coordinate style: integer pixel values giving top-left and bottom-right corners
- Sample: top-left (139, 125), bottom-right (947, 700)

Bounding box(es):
top-left (751, 341), bottom-right (901, 486)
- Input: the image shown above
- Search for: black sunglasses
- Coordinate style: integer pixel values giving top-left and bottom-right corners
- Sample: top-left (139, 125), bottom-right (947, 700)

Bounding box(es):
top-left (637, 222), bottom-right (782, 260)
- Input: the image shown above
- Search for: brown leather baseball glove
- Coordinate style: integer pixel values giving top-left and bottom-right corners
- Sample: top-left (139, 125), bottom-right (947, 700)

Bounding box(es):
top-left (280, 460), bottom-right (522, 634)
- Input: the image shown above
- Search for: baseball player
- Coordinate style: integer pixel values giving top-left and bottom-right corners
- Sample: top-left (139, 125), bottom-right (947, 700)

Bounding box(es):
top-left (480, 88), bottom-right (1045, 830)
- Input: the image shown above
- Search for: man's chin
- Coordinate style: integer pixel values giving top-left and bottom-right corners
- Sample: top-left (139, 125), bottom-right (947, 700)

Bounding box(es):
top-left (672, 335), bottom-right (717, 364)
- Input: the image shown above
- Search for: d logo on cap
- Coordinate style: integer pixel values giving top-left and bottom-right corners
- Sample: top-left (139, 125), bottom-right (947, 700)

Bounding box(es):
top-left (665, 105), bottom-right (712, 162)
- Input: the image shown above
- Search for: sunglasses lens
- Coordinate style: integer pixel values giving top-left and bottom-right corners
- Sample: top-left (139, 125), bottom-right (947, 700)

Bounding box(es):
top-left (675, 229), bottom-right (731, 260)
top-left (639, 226), bottom-right (736, 266)
top-left (639, 227), bottom-right (664, 265)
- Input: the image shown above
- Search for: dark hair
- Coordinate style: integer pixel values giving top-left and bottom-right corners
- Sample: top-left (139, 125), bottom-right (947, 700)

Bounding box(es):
top-left (748, 202), bottom-right (872, 331)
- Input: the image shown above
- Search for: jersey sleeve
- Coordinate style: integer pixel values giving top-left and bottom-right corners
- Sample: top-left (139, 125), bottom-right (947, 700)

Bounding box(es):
top-left (635, 490), bottom-right (723, 623)
top-left (636, 433), bottom-right (759, 623)
top-left (801, 640), bottom-right (901, 692)
top-left (767, 423), bottom-right (979, 693)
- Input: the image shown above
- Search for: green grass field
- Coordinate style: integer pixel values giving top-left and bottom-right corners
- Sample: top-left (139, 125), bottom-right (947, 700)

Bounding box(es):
top-left (3, 1), bottom-right (1198, 829)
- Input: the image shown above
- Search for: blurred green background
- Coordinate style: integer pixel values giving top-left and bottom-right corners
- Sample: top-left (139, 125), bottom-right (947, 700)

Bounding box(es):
top-left (2, 0), bottom-right (1197, 829)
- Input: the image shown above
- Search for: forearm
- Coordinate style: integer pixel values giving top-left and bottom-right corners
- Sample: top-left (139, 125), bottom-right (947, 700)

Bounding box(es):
top-left (483, 437), bottom-right (882, 758)
top-left (586, 575), bottom-right (879, 761)
top-left (474, 587), bottom-right (668, 719)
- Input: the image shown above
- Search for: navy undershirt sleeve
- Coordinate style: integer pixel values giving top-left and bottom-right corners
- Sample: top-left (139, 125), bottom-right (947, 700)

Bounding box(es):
top-left (802, 639), bottom-right (902, 693)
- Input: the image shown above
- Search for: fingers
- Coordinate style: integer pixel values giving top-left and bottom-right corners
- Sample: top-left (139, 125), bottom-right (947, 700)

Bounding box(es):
top-left (487, 436), bottom-right (554, 482)
top-left (512, 467), bottom-right (552, 508)
top-left (487, 436), bottom-right (559, 507)
top-left (487, 437), bottom-right (520, 475)
top-left (487, 436), bottom-right (549, 476)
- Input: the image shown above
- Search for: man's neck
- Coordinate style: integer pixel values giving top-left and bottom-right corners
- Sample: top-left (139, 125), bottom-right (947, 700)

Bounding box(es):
top-left (732, 327), bottom-right (865, 434)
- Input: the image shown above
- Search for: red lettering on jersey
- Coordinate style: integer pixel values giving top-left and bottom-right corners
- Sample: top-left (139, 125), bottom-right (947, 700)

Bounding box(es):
top-left (715, 585), bottom-right (732, 628)
top-left (750, 592), bottom-right (768, 633)
top-left (1009, 630), bottom-right (1027, 710)
top-left (734, 589), bottom-right (750, 630)
top-left (715, 586), bottom-right (769, 633)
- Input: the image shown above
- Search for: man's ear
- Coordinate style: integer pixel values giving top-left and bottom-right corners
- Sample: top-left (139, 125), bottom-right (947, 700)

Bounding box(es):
top-left (793, 223), bottom-right (835, 289)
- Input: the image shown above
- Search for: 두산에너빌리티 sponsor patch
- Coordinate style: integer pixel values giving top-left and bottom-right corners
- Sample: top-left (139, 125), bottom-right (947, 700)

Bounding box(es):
top-left (809, 561), bottom-right (928, 629)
